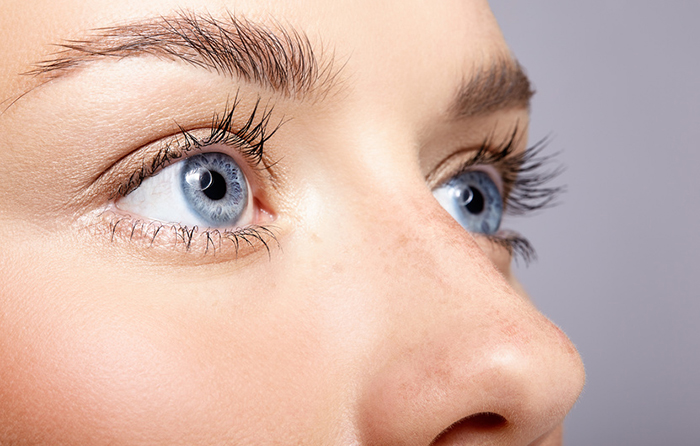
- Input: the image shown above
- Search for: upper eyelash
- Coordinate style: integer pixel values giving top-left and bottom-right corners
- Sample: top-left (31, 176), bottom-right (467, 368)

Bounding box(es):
top-left (115, 93), bottom-right (280, 198)
top-left (459, 126), bottom-right (564, 216)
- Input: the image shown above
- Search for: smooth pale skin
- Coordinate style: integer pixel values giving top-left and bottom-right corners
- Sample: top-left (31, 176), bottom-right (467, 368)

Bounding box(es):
top-left (0, 0), bottom-right (585, 445)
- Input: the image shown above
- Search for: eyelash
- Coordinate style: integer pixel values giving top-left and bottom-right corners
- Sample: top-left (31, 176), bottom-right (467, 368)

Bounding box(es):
top-left (106, 217), bottom-right (279, 258)
top-left (105, 94), bottom-right (281, 257)
top-left (115, 94), bottom-right (279, 198)
top-left (105, 104), bottom-right (560, 263)
top-left (451, 127), bottom-right (563, 265)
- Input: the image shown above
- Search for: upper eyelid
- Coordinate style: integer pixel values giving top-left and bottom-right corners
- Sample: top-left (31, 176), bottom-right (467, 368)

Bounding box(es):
top-left (452, 164), bottom-right (505, 194)
top-left (431, 135), bottom-right (565, 218)
top-left (74, 106), bottom-right (279, 212)
top-left (425, 127), bottom-right (524, 189)
top-left (112, 129), bottom-right (270, 200)
top-left (141, 98), bottom-right (278, 187)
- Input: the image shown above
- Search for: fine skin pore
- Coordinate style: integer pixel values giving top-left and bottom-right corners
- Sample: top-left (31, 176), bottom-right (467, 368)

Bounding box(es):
top-left (0, 0), bottom-right (585, 445)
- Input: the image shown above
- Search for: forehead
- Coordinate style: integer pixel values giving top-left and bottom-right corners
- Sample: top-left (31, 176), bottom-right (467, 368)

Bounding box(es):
top-left (0, 0), bottom-right (511, 118)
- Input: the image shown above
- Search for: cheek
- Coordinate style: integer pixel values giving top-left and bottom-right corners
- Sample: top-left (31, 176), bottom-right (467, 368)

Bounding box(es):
top-left (0, 270), bottom-right (204, 443)
top-left (0, 247), bottom-right (335, 445)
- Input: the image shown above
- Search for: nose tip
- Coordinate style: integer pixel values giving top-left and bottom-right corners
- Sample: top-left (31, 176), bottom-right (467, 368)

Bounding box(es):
top-left (356, 312), bottom-right (584, 445)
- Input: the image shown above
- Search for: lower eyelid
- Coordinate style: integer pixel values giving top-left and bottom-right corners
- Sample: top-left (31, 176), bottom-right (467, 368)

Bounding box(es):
top-left (483, 231), bottom-right (536, 267)
top-left (80, 209), bottom-right (280, 263)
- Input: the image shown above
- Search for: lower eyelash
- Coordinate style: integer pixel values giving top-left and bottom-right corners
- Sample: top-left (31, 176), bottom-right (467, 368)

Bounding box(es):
top-left (101, 212), bottom-right (279, 259)
top-left (486, 231), bottom-right (536, 266)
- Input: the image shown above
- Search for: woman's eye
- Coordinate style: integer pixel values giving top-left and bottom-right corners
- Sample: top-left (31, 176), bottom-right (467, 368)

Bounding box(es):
top-left (117, 151), bottom-right (253, 228)
top-left (432, 170), bottom-right (503, 235)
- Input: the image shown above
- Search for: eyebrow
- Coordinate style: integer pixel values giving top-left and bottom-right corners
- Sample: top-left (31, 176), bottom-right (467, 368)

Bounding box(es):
top-left (22, 13), bottom-right (530, 117)
top-left (26, 12), bottom-right (336, 99)
top-left (450, 59), bottom-right (534, 118)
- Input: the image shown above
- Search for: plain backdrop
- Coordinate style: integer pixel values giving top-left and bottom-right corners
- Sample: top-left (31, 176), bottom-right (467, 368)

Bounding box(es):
top-left (488, 1), bottom-right (700, 445)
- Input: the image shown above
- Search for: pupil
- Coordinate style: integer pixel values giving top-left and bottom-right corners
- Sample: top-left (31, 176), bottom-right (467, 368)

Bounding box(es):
top-left (465, 186), bottom-right (484, 214)
top-left (202, 170), bottom-right (227, 200)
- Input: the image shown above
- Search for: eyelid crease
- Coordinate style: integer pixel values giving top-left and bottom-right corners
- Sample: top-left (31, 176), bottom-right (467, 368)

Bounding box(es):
top-left (425, 125), bottom-right (524, 191)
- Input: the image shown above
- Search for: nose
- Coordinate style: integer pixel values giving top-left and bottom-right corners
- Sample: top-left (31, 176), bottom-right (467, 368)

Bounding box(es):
top-left (340, 192), bottom-right (585, 445)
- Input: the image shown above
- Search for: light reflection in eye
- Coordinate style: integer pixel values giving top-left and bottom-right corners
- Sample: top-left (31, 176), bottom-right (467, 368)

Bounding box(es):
top-left (117, 152), bottom-right (253, 228)
top-left (433, 170), bottom-right (503, 235)
top-left (185, 166), bottom-right (214, 191)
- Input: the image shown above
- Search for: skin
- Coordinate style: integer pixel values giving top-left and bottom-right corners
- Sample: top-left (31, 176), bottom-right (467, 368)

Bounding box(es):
top-left (0, 0), bottom-right (585, 445)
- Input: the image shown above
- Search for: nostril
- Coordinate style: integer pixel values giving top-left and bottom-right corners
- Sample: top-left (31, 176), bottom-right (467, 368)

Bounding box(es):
top-left (458, 412), bottom-right (507, 429)
top-left (430, 413), bottom-right (508, 445)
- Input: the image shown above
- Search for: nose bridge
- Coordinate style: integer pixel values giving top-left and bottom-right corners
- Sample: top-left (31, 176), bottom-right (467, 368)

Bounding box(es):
top-left (333, 187), bottom-right (585, 445)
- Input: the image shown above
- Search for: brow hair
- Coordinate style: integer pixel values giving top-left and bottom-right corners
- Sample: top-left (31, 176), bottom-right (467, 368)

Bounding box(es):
top-left (451, 58), bottom-right (534, 118)
top-left (26, 12), bottom-right (336, 99)
top-left (18, 14), bottom-right (530, 118)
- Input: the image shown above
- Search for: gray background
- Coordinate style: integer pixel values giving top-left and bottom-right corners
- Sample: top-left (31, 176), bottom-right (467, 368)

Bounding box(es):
top-left (489, 1), bottom-right (700, 445)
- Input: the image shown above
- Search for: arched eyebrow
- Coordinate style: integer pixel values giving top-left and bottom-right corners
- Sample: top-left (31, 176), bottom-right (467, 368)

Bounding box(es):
top-left (450, 59), bottom-right (534, 119)
top-left (25, 12), bottom-right (337, 100)
top-left (20, 12), bottom-right (530, 117)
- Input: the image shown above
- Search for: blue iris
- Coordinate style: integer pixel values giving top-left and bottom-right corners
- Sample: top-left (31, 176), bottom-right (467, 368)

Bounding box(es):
top-left (180, 152), bottom-right (248, 227)
top-left (433, 170), bottom-right (503, 235)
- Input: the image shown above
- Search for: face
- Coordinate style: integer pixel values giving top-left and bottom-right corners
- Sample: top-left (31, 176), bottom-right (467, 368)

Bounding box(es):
top-left (0, 0), bottom-right (584, 444)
